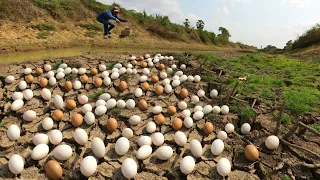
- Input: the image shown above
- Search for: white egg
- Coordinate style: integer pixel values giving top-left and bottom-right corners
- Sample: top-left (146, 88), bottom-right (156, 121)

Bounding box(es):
top-left (159, 56), bottom-right (164, 60)
top-left (121, 158), bottom-right (137, 179)
top-left (129, 115), bottom-right (141, 125)
top-left (18, 81), bottom-right (27, 90)
top-left (194, 75), bottom-right (201, 82)
top-left (91, 137), bottom-right (105, 158)
top-left (84, 112), bottom-right (95, 125)
top-left (194, 106), bottom-right (203, 112)
top-left (160, 72), bottom-right (167, 79)
top-left (23, 110), bottom-right (36, 121)
top-left (126, 99), bottom-right (135, 109)
top-left (190, 139), bottom-right (202, 158)
top-left (265, 135), bottom-right (279, 150)
top-left (146, 121), bottom-right (156, 133)
top-left (197, 89), bottom-right (205, 97)
top-left (143, 68), bottom-right (150, 75)
top-left (180, 75), bottom-right (188, 82)
top-left (217, 131), bottom-right (228, 141)
top-left (212, 106), bottom-right (221, 114)
top-left (134, 88), bottom-right (143, 97)
top-left (12, 92), bottom-right (23, 100)
top-left (103, 77), bottom-right (112, 86)
top-left (42, 117), bottom-right (53, 130)
top-left (122, 128), bottom-right (133, 139)
top-left (73, 80), bottom-right (82, 90)
top-left (156, 146), bottom-right (173, 160)
top-left (137, 136), bottom-right (152, 146)
top-left (173, 75), bottom-right (180, 80)
top-left (99, 93), bottom-right (111, 101)
top-left (174, 131), bottom-right (187, 146)
top-left (152, 106), bottom-right (162, 114)
top-left (112, 68), bottom-right (119, 73)
top-left (48, 129), bottom-right (63, 145)
top-left (148, 62), bottom-right (154, 67)
top-left (78, 68), bottom-right (87, 75)
top-left (95, 105), bottom-right (107, 116)
top-left (53, 144), bottom-right (73, 160)
top-left (119, 67), bottom-right (127, 74)
top-left (136, 145), bottom-right (152, 160)
top-left (129, 56), bottom-right (136, 60)
top-left (139, 75), bottom-right (148, 82)
top-left (74, 128), bottom-right (88, 145)
top-left (80, 156), bottom-right (97, 177)
top-left (81, 104), bottom-right (92, 114)
top-left (31, 144), bottom-right (49, 160)
top-left (180, 156), bottom-right (195, 174)
top-left (32, 133), bottom-right (49, 145)
top-left (132, 69), bottom-right (137, 74)
top-left (153, 58), bottom-right (159, 63)
top-left (114, 63), bottom-right (122, 69)
top-left (23, 89), bottom-right (33, 100)
top-left (217, 158), bottom-right (231, 176)
top-left (59, 63), bottom-right (68, 69)
top-left (171, 64), bottom-right (177, 69)
top-left (167, 68), bottom-right (173, 72)
top-left (164, 56), bottom-right (169, 60)
top-left (127, 64), bottom-right (133, 68)
top-left (11, 99), bottom-right (24, 111)
top-left (41, 88), bottom-right (51, 100)
top-left (169, 56), bottom-right (174, 60)
top-left (126, 68), bottom-right (133, 74)
top-left (203, 105), bottom-right (213, 114)
top-left (106, 99), bottom-right (117, 109)
top-left (9, 154), bottom-right (24, 174)
top-left (111, 72), bottom-right (120, 79)
top-left (49, 77), bottom-right (56, 86)
top-left (72, 68), bottom-right (78, 74)
top-left (24, 68), bottom-right (32, 75)
top-left (241, 123), bottom-right (251, 135)
top-left (99, 64), bottom-right (107, 71)
top-left (44, 64), bottom-right (51, 72)
top-left (191, 95), bottom-right (200, 103)
top-left (117, 100), bottom-right (126, 108)
top-left (151, 132), bottom-right (164, 146)
top-left (193, 111), bottom-right (204, 120)
top-left (210, 89), bottom-right (219, 97)
top-left (184, 117), bottom-right (193, 128)
top-left (101, 71), bottom-right (109, 78)
top-left (96, 99), bottom-right (106, 106)
top-left (78, 95), bottom-right (88, 105)
top-left (225, 123), bottom-right (234, 133)
top-left (162, 78), bottom-right (170, 85)
top-left (7, 124), bottom-right (20, 141)
top-left (221, 105), bottom-right (229, 114)
top-left (172, 80), bottom-right (181, 87)
top-left (164, 84), bottom-right (172, 93)
top-left (56, 72), bottom-right (65, 80)
top-left (115, 137), bottom-right (129, 155)
top-left (187, 75), bottom-right (194, 82)
top-left (47, 71), bottom-right (55, 78)
top-left (181, 109), bottom-right (191, 118)
top-left (64, 67), bottom-right (71, 74)
top-left (54, 95), bottom-right (64, 109)
top-left (178, 101), bottom-right (188, 110)
top-left (211, 139), bottom-right (224, 155)
top-left (5, 75), bottom-right (15, 84)
top-left (57, 67), bottom-right (64, 73)
top-left (175, 71), bottom-right (183, 76)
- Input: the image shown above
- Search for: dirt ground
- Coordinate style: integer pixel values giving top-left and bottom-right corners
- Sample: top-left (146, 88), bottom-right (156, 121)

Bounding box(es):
top-left (0, 52), bottom-right (319, 180)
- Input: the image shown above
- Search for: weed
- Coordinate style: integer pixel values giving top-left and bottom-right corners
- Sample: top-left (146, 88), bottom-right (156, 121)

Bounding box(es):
top-left (68, 61), bottom-right (83, 68)
top-left (311, 123), bottom-right (320, 132)
top-left (121, 74), bottom-right (129, 80)
top-left (79, 24), bottom-right (102, 31)
top-left (84, 31), bottom-right (98, 38)
top-left (89, 89), bottom-right (104, 100)
top-left (30, 23), bottom-right (55, 31)
top-left (66, 74), bottom-right (75, 81)
top-left (36, 31), bottom-right (52, 39)
top-left (281, 175), bottom-right (291, 180)
top-left (0, 122), bottom-right (5, 128)
top-left (109, 108), bottom-right (120, 115)
top-left (273, 111), bottom-right (292, 124)
top-left (55, 61), bottom-right (63, 68)
top-left (106, 62), bottom-right (117, 68)
top-left (231, 104), bottom-right (256, 121)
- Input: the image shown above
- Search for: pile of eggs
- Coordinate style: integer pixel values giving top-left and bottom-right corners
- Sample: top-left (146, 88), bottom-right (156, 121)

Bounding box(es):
top-left (4, 53), bottom-right (280, 179)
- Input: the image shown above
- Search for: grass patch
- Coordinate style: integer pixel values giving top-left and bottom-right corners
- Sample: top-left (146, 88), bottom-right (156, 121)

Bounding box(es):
top-left (66, 74), bottom-right (75, 81)
top-left (273, 111), bottom-right (292, 124)
top-left (0, 122), bottom-right (5, 129)
top-left (84, 31), bottom-right (98, 38)
top-left (79, 24), bottom-right (102, 31)
top-left (106, 62), bottom-right (117, 68)
top-left (54, 61), bottom-right (63, 68)
top-left (311, 124), bottom-right (320, 132)
top-left (231, 104), bottom-right (256, 121)
top-left (30, 23), bottom-right (55, 31)
top-left (109, 108), bottom-right (120, 115)
top-left (281, 175), bottom-right (291, 180)
top-left (88, 89), bottom-right (104, 100)
top-left (36, 31), bottom-right (52, 39)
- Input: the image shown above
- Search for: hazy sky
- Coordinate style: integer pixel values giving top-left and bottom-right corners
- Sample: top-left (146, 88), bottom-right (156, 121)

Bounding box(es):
top-left (97, 0), bottom-right (320, 48)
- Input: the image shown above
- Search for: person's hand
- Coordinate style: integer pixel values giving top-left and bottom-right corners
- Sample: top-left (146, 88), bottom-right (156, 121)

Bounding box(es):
top-left (116, 20), bottom-right (120, 23)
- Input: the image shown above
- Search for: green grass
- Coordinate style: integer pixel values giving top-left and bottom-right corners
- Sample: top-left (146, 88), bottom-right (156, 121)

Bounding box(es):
top-left (66, 74), bottom-right (75, 80)
top-left (231, 104), bottom-right (256, 121)
top-left (84, 31), bottom-right (98, 38)
top-left (79, 24), bottom-right (102, 31)
top-left (281, 175), bottom-right (291, 180)
top-left (54, 61), bottom-right (63, 67)
top-left (36, 31), bottom-right (52, 39)
top-left (30, 23), bottom-right (55, 31)
top-left (311, 123), bottom-right (320, 132)
top-left (89, 89), bottom-right (104, 99)
top-left (273, 111), bottom-right (292, 124)
top-left (0, 122), bottom-right (5, 129)
top-left (106, 62), bottom-right (117, 68)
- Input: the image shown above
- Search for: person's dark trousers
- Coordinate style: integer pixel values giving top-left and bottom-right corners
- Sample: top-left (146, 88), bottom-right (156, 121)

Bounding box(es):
top-left (96, 17), bottom-right (115, 36)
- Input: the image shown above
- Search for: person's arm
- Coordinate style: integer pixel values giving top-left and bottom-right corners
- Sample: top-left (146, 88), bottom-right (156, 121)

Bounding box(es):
top-left (115, 14), bottom-right (127, 22)
top-left (106, 10), bottom-right (118, 21)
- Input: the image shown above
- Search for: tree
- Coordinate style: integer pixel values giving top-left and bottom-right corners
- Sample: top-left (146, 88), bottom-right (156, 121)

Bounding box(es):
top-left (216, 27), bottom-right (231, 45)
top-left (183, 19), bottom-right (190, 28)
top-left (284, 40), bottom-right (293, 50)
top-left (196, 20), bottom-right (205, 31)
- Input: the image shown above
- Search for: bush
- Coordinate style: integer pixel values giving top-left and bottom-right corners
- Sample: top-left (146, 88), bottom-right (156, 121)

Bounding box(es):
top-left (79, 24), bottom-right (102, 31)
top-left (292, 24), bottom-right (320, 49)
top-left (30, 23), bottom-right (55, 31)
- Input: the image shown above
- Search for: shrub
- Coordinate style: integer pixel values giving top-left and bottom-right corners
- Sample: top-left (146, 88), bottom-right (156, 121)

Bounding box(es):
top-left (30, 23), bottom-right (55, 31)
top-left (292, 24), bottom-right (320, 49)
top-left (79, 24), bottom-right (102, 31)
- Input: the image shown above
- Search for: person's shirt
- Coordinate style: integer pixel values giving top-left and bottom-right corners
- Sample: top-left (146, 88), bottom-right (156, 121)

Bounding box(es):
top-left (97, 10), bottom-right (126, 22)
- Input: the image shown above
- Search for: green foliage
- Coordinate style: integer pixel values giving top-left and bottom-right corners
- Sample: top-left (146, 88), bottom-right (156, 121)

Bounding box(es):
top-left (311, 124), bottom-right (320, 132)
top-left (30, 23), bottom-right (55, 31)
top-left (196, 20), bottom-right (205, 30)
top-left (273, 111), bottom-right (292, 124)
top-left (33, 0), bottom-right (79, 18)
top-left (84, 31), bottom-right (98, 37)
top-left (79, 24), bottom-right (102, 31)
top-left (281, 175), bottom-right (291, 180)
top-left (89, 89), bottom-right (104, 99)
top-left (183, 19), bottom-right (190, 28)
top-left (231, 105), bottom-right (256, 120)
top-left (81, 0), bottom-right (109, 13)
top-left (292, 24), bottom-right (320, 49)
top-left (66, 74), bottom-right (75, 80)
top-left (106, 62), bottom-right (117, 68)
top-left (36, 31), bottom-right (52, 39)
top-left (54, 61), bottom-right (63, 67)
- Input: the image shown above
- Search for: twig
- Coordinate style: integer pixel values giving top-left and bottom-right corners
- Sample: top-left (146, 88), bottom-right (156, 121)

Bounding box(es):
top-left (251, 99), bottom-right (257, 108)
top-left (233, 131), bottom-right (252, 145)
top-left (301, 163), bottom-right (320, 169)
top-left (73, 144), bottom-right (88, 169)
top-left (158, 97), bottom-right (169, 106)
top-left (31, 62), bottom-right (38, 68)
top-left (203, 68), bottom-right (215, 74)
top-left (280, 139), bottom-right (320, 159)
top-left (230, 96), bottom-right (249, 104)
top-left (226, 88), bottom-right (230, 105)
top-left (230, 82), bottom-right (239, 97)
top-left (173, 148), bottom-right (186, 167)
top-left (274, 101), bottom-right (286, 136)
top-left (283, 119), bottom-right (299, 139)
top-left (218, 70), bottom-right (223, 77)
top-left (298, 122), bottom-right (320, 137)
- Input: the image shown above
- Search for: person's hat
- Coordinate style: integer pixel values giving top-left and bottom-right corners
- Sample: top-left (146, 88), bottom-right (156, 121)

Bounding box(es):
top-left (113, 7), bottom-right (120, 13)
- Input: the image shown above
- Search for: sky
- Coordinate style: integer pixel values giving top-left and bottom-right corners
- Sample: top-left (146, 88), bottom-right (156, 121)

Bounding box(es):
top-left (97, 0), bottom-right (320, 48)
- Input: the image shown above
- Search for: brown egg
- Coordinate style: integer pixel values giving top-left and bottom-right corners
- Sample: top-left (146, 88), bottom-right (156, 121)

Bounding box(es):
top-left (44, 160), bottom-right (63, 180)
top-left (159, 64), bottom-right (165, 70)
top-left (155, 85), bottom-right (163, 95)
top-left (94, 77), bottom-right (103, 88)
top-left (64, 81), bottom-right (72, 91)
top-left (141, 62), bottom-right (147, 68)
top-left (204, 122), bottom-right (214, 135)
top-left (90, 68), bottom-right (98, 75)
top-left (106, 118), bottom-right (118, 132)
top-left (151, 76), bottom-right (159, 83)
top-left (81, 74), bottom-right (89, 83)
top-left (36, 68), bottom-right (43, 76)
top-left (172, 118), bottom-right (183, 130)
top-left (39, 77), bottom-right (48, 87)
top-left (244, 144), bottom-right (259, 161)
top-left (66, 100), bottom-right (76, 110)
top-left (141, 82), bottom-right (150, 91)
top-left (25, 74), bottom-right (34, 83)
top-left (119, 81), bottom-right (127, 92)
top-left (155, 114), bottom-right (165, 125)
top-left (180, 88), bottom-right (189, 99)
top-left (138, 99), bottom-right (148, 111)
top-left (71, 113), bottom-right (83, 127)
top-left (138, 56), bottom-right (144, 61)
top-left (132, 60), bottom-right (138, 65)
top-left (167, 106), bottom-right (176, 115)
top-left (52, 109), bottom-right (63, 121)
